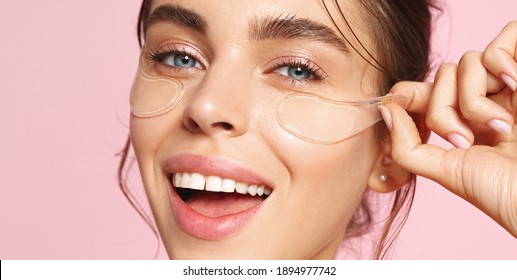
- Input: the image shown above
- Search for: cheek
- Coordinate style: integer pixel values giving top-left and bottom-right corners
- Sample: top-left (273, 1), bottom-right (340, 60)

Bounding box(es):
top-left (263, 124), bottom-right (379, 256)
top-left (129, 113), bottom-right (183, 204)
top-left (130, 113), bottom-right (182, 162)
top-left (257, 107), bottom-right (379, 212)
top-left (288, 133), bottom-right (377, 215)
top-left (129, 114), bottom-right (182, 242)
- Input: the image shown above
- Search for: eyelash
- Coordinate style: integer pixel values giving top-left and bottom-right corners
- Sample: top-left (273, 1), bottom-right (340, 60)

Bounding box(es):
top-left (268, 57), bottom-right (327, 84)
top-left (145, 45), bottom-right (204, 73)
top-left (144, 45), bottom-right (327, 85)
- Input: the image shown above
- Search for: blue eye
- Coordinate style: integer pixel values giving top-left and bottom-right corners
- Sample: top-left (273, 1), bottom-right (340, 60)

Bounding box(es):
top-left (275, 65), bottom-right (313, 80)
top-left (163, 54), bottom-right (202, 69)
top-left (288, 66), bottom-right (311, 80)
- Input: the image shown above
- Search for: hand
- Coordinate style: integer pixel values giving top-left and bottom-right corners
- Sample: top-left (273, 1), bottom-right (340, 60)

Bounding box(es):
top-left (382, 21), bottom-right (517, 237)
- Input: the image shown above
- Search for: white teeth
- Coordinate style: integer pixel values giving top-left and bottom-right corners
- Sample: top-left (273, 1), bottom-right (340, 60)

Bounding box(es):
top-left (180, 173), bottom-right (191, 188)
top-left (221, 178), bottom-right (236, 193)
top-left (189, 173), bottom-right (206, 190)
top-left (205, 176), bottom-right (222, 192)
top-left (172, 172), bottom-right (273, 196)
top-left (248, 185), bottom-right (258, 196)
top-left (174, 173), bottom-right (182, 188)
top-left (257, 185), bottom-right (265, 196)
top-left (235, 182), bottom-right (248, 194)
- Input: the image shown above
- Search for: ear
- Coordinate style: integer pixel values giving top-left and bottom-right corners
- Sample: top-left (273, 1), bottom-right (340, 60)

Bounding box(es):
top-left (367, 143), bottom-right (412, 193)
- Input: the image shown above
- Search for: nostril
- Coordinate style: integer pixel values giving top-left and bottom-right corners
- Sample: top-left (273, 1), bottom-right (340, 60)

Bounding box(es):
top-left (218, 122), bottom-right (233, 130)
top-left (187, 118), bottom-right (200, 130)
top-left (185, 118), bottom-right (234, 133)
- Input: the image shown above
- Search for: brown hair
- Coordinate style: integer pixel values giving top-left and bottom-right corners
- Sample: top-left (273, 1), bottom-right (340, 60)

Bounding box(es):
top-left (321, 0), bottom-right (436, 259)
top-left (120, 0), bottom-right (437, 259)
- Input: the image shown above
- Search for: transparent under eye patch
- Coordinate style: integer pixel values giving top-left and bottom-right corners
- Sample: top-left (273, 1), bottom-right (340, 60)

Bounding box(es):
top-left (276, 93), bottom-right (407, 144)
top-left (129, 55), bottom-right (406, 144)
top-left (129, 62), bottom-right (185, 118)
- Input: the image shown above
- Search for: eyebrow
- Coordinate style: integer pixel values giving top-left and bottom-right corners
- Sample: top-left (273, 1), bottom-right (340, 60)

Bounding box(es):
top-left (145, 4), bottom-right (207, 34)
top-left (249, 14), bottom-right (349, 54)
top-left (144, 6), bottom-right (349, 54)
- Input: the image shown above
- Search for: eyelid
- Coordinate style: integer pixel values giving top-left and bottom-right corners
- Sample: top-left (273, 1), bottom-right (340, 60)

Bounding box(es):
top-left (143, 42), bottom-right (208, 73)
top-left (265, 56), bottom-right (328, 82)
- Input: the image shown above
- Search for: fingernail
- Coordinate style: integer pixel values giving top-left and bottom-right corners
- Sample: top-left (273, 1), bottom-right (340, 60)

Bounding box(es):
top-left (501, 73), bottom-right (517, 92)
top-left (446, 132), bottom-right (471, 149)
top-left (382, 156), bottom-right (392, 165)
top-left (487, 119), bottom-right (512, 136)
top-left (379, 106), bottom-right (392, 131)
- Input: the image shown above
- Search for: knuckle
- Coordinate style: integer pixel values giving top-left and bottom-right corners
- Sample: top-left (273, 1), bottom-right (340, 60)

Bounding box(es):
top-left (482, 21), bottom-right (517, 64)
top-left (459, 105), bottom-right (477, 120)
top-left (389, 81), bottom-right (407, 93)
top-left (435, 62), bottom-right (457, 78)
top-left (425, 107), bottom-right (458, 132)
top-left (504, 20), bottom-right (517, 31)
top-left (463, 50), bottom-right (482, 59)
top-left (459, 50), bottom-right (482, 65)
top-left (390, 81), bottom-right (414, 95)
top-left (425, 111), bottom-right (443, 130)
top-left (458, 52), bottom-right (476, 73)
top-left (481, 47), bottom-right (497, 64)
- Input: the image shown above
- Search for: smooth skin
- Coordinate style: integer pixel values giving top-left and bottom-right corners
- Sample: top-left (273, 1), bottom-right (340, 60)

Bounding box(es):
top-left (132, 0), bottom-right (516, 259)
top-left (382, 21), bottom-right (517, 237)
top-left (131, 0), bottom-right (407, 259)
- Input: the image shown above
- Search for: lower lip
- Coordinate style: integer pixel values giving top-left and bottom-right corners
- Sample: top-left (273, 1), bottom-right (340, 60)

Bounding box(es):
top-left (169, 183), bottom-right (264, 241)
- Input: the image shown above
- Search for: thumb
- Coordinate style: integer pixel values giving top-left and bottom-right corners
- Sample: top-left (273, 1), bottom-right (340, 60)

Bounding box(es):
top-left (383, 99), bottom-right (517, 237)
top-left (381, 103), bottom-right (452, 187)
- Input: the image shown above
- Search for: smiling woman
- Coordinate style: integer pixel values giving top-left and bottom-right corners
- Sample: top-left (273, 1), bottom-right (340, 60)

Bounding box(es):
top-left (119, 0), bottom-right (517, 260)
top-left (120, 0), bottom-right (433, 259)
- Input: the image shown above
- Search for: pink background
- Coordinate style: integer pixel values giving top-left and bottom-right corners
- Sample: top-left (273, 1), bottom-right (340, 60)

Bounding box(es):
top-left (1, 0), bottom-right (516, 259)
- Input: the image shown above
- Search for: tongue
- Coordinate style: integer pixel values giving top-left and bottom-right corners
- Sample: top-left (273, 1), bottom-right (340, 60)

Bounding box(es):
top-left (186, 192), bottom-right (263, 217)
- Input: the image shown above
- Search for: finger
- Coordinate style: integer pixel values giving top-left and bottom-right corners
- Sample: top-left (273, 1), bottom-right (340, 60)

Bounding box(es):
top-left (458, 51), bottom-right (514, 135)
top-left (384, 103), bottom-right (517, 238)
top-left (482, 21), bottom-right (517, 92)
top-left (382, 103), bottom-right (447, 183)
top-left (384, 103), bottom-right (471, 196)
top-left (389, 81), bottom-right (432, 113)
top-left (426, 63), bottom-right (474, 148)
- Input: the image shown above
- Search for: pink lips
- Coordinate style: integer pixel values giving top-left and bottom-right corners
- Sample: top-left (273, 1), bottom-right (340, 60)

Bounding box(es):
top-left (165, 153), bottom-right (272, 240)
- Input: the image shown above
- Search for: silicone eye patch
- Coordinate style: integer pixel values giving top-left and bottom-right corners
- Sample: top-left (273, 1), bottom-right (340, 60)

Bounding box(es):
top-left (129, 66), bottom-right (185, 118)
top-left (129, 50), bottom-right (406, 144)
top-left (276, 93), bottom-right (407, 144)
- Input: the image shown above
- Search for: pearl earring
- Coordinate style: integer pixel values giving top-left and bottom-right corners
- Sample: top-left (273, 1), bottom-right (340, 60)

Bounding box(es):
top-left (379, 174), bottom-right (388, 182)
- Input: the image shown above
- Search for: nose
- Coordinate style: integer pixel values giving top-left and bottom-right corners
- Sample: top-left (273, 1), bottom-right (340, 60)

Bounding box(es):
top-left (182, 68), bottom-right (251, 138)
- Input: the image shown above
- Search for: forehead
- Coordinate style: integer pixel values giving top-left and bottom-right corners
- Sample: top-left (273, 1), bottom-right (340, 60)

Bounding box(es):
top-left (149, 0), bottom-right (332, 15)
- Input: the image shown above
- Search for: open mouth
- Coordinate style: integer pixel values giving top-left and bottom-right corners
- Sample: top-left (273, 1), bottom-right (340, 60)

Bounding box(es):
top-left (171, 172), bottom-right (273, 217)
top-left (165, 153), bottom-right (274, 240)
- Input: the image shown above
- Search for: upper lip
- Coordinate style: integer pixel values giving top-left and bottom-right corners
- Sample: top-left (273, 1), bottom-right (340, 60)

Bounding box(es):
top-left (164, 153), bottom-right (274, 188)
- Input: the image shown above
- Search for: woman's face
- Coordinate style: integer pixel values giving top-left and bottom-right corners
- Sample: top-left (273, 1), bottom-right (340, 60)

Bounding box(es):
top-left (130, 0), bottom-right (384, 259)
